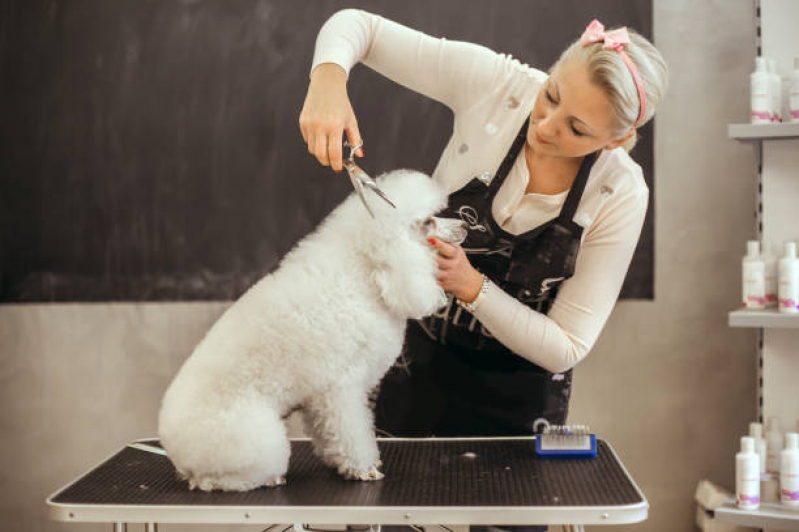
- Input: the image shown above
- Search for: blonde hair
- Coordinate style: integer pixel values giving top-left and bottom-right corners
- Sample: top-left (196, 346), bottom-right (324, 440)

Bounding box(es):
top-left (551, 26), bottom-right (669, 152)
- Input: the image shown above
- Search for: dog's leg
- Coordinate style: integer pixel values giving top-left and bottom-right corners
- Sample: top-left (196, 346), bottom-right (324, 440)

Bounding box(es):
top-left (305, 389), bottom-right (384, 481)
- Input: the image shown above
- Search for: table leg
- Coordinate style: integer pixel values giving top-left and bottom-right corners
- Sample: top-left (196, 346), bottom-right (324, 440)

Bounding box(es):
top-left (144, 524), bottom-right (159, 532)
top-left (112, 524), bottom-right (127, 532)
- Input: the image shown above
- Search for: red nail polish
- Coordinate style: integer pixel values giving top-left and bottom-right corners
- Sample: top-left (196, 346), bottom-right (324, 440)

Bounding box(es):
top-left (428, 238), bottom-right (436, 245)
top-left (358, 147), bottom-right (364, 157)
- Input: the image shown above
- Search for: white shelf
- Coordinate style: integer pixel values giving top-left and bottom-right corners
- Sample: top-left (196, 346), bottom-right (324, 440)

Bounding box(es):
top-left (728, 122), bottom-right (799, 141)
top-left (729, 308), bottom-right (799, 328)
top-left (715, 501), bottom-right (799, 531)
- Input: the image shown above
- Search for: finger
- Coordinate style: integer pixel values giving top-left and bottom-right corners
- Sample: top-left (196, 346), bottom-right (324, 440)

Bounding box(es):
top-left (314, 133), bottom-right (330, 167)
top-left (299, 122), bottom-right (307, 144)
top-left (429, 238), bottom-right (456, 259)
top-left (327, 127), bottom-right (344, 172)
top-left (345, 123), bottom-right (364, 157)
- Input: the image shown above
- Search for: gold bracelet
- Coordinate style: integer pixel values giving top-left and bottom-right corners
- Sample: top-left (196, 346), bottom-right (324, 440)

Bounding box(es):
top-left (456, 274), bottom-right (491, 313)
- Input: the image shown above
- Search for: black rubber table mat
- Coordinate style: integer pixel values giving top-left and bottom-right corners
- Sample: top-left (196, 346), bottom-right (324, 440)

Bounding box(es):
top-left (51, 438), bottom-right (643, 508)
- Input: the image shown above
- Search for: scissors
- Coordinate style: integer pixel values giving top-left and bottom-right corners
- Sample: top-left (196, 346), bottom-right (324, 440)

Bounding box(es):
top-left (342, 139), bottom-right (397, 218)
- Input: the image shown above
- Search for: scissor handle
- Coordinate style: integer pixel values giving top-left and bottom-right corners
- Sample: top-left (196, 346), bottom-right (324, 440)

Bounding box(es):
top-left (342, 138), bottom-right (363, 161)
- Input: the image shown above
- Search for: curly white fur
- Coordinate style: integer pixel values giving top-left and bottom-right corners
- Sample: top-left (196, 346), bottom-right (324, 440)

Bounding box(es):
top-left (158, 169), bottom-right (459, 491)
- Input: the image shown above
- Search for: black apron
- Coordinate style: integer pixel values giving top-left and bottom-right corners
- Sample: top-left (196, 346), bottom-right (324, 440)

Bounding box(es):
top-left (375, 117), bottom-right (597, 437)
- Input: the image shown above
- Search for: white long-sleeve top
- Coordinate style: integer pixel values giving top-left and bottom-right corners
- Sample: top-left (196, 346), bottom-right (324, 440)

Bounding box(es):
top-left (310, 9), bottom-right (649, 374)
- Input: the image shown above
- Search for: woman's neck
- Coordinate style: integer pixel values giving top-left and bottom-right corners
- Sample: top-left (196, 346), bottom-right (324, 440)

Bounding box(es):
top-left (524, 142), bottom-right (584, 195)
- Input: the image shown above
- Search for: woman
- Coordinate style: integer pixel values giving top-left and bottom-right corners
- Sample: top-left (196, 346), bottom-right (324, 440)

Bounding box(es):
top-left (300, 9), bottom-right (667, 441)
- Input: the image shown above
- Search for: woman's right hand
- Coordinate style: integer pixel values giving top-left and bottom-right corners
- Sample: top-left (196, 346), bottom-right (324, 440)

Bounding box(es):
top-left (299, 63), bottom-right (364, 173)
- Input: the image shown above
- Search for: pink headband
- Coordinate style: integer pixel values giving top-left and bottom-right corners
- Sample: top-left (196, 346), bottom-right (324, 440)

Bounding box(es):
top-left (580, 19), bottom-right (646, 126)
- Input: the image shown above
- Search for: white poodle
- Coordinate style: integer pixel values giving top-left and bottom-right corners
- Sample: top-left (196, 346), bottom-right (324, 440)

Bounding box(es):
top-left (158, 169), bottom-right (466, 491)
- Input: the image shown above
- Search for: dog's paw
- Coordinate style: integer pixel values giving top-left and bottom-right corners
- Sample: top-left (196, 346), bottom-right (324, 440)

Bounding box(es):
top-left (340, 464), bottom-right (385, 481)
top-left (264, 475), bottom-right (286, 488)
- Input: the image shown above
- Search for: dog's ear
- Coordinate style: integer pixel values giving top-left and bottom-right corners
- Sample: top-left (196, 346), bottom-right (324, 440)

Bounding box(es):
top-left (370, 233), bottom-right (447, 319)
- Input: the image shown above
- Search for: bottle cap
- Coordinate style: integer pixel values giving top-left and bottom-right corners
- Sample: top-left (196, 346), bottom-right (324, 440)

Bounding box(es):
top-left (787, 432), bottom-right (799, 451)
top-left (747, 241), bottom-right (760, 258)
top-left (785, 242), bottom-right (797, 258)
top-left (756, 57), bottom-right (767, 71)
top-left (741, 436), bottom-right (755, 453)
top-left (750, 422), bottom-right (763, 438)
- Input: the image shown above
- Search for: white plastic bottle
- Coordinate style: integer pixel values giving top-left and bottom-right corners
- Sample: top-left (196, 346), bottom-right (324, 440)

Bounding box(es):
top-left (750, 422), bottom-right (768, 476)
top-left (790, 55), bottom-right (799, 123)
top-left (768, 59), bottom-right (782, 123)
top-left (766, 416), bottom-right (783, 475)
top-left (781, 432), bottom-right (799, 507)
top-left (763, 240), bottom-right (778, 308)
top-left (778, 242), bottom-right (799, 314)
top-left (751, 57), bottom-right (771, 124)
top-left (737, 436), bottom-right (761, 509)
top-left (743, 241), bottom-right (766, 309)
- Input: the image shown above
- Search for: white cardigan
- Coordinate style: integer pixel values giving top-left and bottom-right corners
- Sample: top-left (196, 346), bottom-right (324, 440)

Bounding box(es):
top-left (310, 9), bottom-right (649, 374)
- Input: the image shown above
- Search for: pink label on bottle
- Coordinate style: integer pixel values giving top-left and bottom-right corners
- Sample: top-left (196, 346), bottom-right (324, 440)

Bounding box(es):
top-left (782, 489), bottom-right (799, 501)
top-left (792, 109), bottom-right (799, 119)
top-left (780, 298), bottom-right (797, 309)
top-left (751, 111), bottom-right (770, 120)
top-left (737, 494), bottom-right (760, 505)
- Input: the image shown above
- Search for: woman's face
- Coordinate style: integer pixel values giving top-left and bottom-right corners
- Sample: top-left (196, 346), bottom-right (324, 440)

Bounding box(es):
top-left (528, 57), bottom-right (632, 159)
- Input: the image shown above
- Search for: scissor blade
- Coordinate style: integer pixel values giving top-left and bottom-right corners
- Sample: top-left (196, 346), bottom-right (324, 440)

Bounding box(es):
top-left (349, 171), bottom-right (375, 218)
top-left (361, 181), bottom-right (397, 209)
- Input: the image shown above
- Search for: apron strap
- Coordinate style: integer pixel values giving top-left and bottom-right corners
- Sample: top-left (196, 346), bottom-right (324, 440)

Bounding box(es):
top-left (487, 119), bottom-right (530, 198)
top-left (558, 150), bottom-right (598, 222)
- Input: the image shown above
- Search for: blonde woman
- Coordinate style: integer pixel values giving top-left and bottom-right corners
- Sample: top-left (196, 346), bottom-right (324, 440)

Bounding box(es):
top-left (299, 9), bottom-right (668, 510)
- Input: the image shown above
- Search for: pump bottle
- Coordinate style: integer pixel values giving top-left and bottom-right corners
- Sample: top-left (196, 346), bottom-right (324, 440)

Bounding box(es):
top-left (751, 57), bottom-right (771, 124)
top-left (737, 436), bottom-right (761, 509)
top-left (781, 432), bottom-right (799, 507)
top-left (790, 55), bottom-right (799, 123)
top-left (743, 241), bottom-right (766, 309)
top-left (766, 416), bottom-right (783, 475)
top-left (778, 242), bottom-right (799, 314)
top-left (750, 422), bottom-right (767, 476)
top-left (767, 59), bottom-right (782, 123)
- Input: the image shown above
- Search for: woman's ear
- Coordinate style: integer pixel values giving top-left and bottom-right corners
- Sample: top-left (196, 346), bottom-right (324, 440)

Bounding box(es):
top-left (370, 233), bottom-right (447, 319)
top-left (605, 128), bottom-right (635, 150)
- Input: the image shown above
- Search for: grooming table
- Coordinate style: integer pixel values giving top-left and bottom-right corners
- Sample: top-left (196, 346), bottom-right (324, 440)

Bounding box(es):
top-left (47, 437), bottom-right (647, 528)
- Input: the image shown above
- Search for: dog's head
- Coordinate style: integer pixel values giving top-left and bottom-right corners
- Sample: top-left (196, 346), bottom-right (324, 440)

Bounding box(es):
top-left (350, 170), bottom-right (467, 319)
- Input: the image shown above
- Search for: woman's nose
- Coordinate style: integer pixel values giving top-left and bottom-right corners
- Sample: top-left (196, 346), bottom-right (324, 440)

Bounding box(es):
top-left (538, 116), bottom-right (556, 138)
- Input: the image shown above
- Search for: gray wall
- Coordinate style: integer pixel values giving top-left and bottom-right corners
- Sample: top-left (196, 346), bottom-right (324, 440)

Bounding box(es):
top-left (1, 1), bottom-right (759, 531)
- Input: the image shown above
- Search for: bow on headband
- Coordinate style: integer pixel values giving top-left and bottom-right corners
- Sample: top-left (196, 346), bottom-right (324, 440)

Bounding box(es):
top-left (580, 19), bottom-right (631, 51)
top-left (580, 19), bottom-right (646, 126)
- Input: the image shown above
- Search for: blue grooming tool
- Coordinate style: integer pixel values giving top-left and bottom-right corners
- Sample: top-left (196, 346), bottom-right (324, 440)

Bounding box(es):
top-left (535, 424), bottom-right (597, 459)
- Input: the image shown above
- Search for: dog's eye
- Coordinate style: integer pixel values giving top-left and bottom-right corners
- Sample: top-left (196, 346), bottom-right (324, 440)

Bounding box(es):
top-left (420, 218), bottom-right (436, 235)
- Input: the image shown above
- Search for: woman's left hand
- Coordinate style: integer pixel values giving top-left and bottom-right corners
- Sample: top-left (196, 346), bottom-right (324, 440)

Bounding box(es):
top-left (428, 238), bottom-right (484, 302)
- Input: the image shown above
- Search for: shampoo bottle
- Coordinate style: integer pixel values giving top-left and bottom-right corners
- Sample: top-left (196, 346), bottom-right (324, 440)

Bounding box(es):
top-left (768, 59), bottom-right (782, 123)
top-left (790, 55), bottom-right (799, 123)
top-left (781, 432), bottom-right (799, 507)
top-left (737, 436), bottom-right (761, 509)
top-left (763, 240), bottom-right (778, 308)
top-left (750, 422), bottom-right (767, 476)
top-left (766, 416), bottom-right (783, 475)
top-left (751, 57), bottom-right (771, 124)
top-left (778, 242), bottom-right (799, 314)
top-left (743, 241), bottom-right (766, 309)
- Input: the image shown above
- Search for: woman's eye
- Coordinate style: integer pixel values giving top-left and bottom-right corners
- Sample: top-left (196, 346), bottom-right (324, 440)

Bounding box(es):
top-left (571, 126), bottom-right (584, 136)
top-left (545, 90), bottom-right (556, 103)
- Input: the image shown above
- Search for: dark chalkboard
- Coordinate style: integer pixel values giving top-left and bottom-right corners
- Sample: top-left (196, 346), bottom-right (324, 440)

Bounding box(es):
top-left (0, 0), bottom-right (653, 302)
